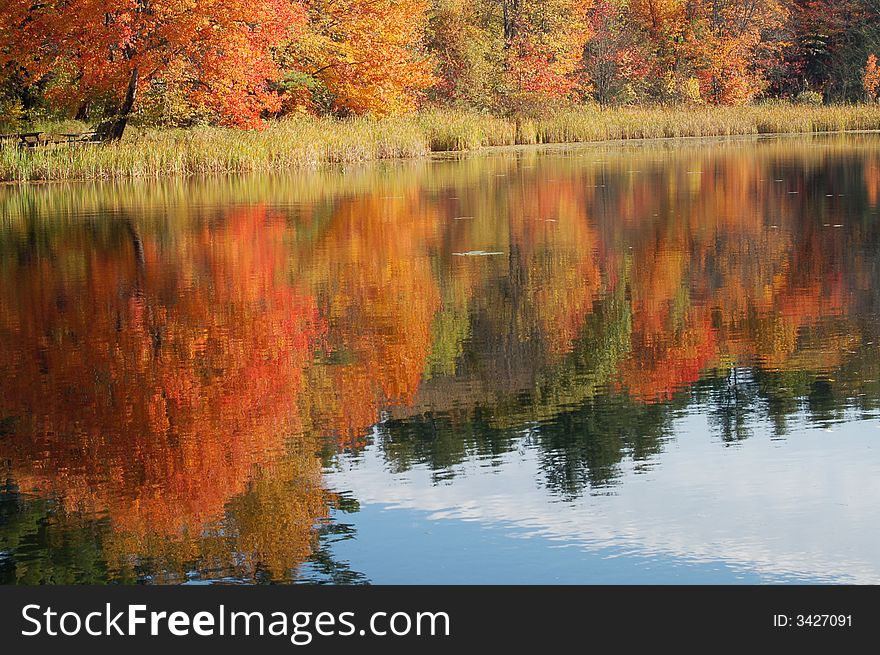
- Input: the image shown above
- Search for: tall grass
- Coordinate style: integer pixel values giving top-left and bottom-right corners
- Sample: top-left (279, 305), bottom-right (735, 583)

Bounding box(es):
top-left (3, 104), bottom-right (880, 182)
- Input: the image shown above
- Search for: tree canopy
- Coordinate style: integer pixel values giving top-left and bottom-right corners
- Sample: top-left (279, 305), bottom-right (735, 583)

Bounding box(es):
top-left (2, 1), bottom-right (880, 128)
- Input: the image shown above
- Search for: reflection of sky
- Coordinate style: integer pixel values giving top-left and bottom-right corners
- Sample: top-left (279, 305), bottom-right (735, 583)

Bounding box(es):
top-left (323, 412), bottom-right (880, 583)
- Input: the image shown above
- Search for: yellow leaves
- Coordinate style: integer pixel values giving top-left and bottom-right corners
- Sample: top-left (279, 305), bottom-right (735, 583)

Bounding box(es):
top-left (283, 0), bottom-right (436, 116)
top-left (628, 0), bottom-right (687, 35)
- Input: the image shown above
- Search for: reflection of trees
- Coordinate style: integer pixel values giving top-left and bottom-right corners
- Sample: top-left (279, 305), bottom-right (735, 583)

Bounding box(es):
top-left (370, 139), bottom-right (880, 497)
top-left (3, 137), bottom-right (880, 573)
top-left (379, 409), bottom-right (519, 482)
top-left (534, 395), bottom-right (676, 496)
top-left (297, 194), bottom-right (441, 446)
top-left (0, 207), bottom-right (330, 582)
top-left (701, 372), bottom-right (761, 443)
top-left (298, 494), bottom-right (370, 585)
top-left (101, 452), bottom-right (328, 583)
top-left (0, 465), bottom-right (365, 584)
top-left (0, 480), bottom-right (111, 584)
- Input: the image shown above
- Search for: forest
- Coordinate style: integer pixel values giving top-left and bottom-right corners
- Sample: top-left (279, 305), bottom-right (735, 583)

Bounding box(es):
top-left (2, 0), bottom-right (880, 132)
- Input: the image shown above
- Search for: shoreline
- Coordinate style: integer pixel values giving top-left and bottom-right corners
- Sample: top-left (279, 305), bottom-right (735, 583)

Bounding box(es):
top-left (429, 128), bottom-right (880, 159)
top-left (3, 106), bottom-right (880, 183)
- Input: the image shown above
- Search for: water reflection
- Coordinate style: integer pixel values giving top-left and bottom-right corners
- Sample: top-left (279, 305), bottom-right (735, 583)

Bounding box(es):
top-left (1, 135), bottom-right (880, 583)
top-left (0, 207), bottom-right (328, 582)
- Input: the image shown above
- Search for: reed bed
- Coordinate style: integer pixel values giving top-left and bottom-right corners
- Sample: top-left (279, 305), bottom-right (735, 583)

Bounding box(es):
top-left (3, 104), bottom-right (880, 182)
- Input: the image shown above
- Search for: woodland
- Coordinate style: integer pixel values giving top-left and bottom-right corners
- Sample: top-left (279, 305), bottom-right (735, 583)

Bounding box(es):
top-left (2, 0), bottom-right (880, 132)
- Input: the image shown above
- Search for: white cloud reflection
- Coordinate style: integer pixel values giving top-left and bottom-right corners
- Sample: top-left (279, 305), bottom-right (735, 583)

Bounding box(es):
top-left (325, 412), bottom-right (880, 583)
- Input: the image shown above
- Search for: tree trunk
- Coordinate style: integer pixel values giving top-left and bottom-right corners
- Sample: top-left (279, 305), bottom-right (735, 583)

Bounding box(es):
top-left (124, 219), bottom-right (146, 272)
top-left (107, 67), bottom-right (139, 142)
top-left (75, 101), bottom-right (91, 121)
top-left (502, 0), bottom-right (520, 40)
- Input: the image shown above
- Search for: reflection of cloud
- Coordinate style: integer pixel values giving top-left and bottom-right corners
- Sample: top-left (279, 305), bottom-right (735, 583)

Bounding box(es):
top-left (327, 414), bottom-right (880, 583)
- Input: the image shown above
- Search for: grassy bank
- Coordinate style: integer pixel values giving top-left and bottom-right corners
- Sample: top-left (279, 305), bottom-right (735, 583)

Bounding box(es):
top-left (3, 104), bottom-right (880, 181)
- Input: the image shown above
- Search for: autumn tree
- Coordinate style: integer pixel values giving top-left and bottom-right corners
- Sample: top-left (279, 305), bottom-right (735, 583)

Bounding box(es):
top-left (501, 0), bottom-right (594, 107)
top-left (778, 0), bottom-right (880, 100)
top-left (627, 0), bottom-right (688, 90)
top-left (687, 0), bottom-right (789, 104)
top-left (297, 192), bottom-right (442, 444)
top-left (865, 53), bottom-right (880, 101)
top-left (427, 0), bottom-right (506, 108)
top-left (621, 0), bottom-right (788, 103)
top-left (278, 0), bottom-right (436, 115)
top-left (427, 0), bottom-right (593, 112)
top-left (0, 0), bottom-right (306, 135)
top-left (583, 0), bottom-right (651, 104)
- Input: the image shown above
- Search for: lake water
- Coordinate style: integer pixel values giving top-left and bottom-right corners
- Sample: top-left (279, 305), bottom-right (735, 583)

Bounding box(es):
top-left (2, 135), bottom-right (880, 584)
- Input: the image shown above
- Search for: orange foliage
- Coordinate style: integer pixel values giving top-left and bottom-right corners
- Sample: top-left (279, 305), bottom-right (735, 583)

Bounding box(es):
top-left (865, 54), bottom-right (880, 101)
top-left (627, 0), bottom-right (787, 104)
top-left (866, 157), bottom-right (880, 207)
top-left (0, 0), bottom-right (306, 127)
top-left (505, 0), bottom-right (593, 100)
top-left (290, 0), bottom-right (436, 115)
top-left (509, 180), bottom-right (603, 356)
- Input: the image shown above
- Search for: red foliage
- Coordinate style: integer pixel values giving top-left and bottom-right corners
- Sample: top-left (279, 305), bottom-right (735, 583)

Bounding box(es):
top-left (0, 0), bottom-right (307, 127)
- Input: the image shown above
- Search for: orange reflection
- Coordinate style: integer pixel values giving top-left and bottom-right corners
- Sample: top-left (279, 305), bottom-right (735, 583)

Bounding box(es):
top-left (0, 207), bottom-right (327, 578)
top-left (300, 193), bottom-right (442, 444)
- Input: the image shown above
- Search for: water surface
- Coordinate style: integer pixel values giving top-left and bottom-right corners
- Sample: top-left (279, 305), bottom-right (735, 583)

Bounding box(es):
top-left (2, 135), bottom-right (880, 584)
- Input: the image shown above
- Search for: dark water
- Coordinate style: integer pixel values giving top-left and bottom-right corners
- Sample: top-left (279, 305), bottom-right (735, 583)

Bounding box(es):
top-left (2, 135), bottom-right (880, 584)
